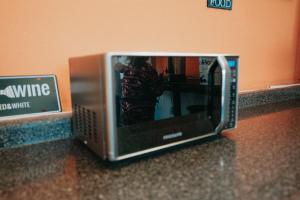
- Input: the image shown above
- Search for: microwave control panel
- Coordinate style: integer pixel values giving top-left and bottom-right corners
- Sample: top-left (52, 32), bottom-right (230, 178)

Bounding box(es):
top-left (224, 56), bottom-right (239, 130)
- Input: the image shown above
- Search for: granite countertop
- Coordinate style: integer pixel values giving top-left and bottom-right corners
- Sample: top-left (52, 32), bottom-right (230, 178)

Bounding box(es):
top-left (0, 100), bottom-right (300, 200)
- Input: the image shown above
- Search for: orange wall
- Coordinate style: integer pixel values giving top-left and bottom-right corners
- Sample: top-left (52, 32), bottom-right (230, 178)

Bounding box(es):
top-left (296, 3), bottom-right (300, 81)
top-left (0, 0), bottom-right (299, 111)
top-left (297, 42), bottom-right (300, 81)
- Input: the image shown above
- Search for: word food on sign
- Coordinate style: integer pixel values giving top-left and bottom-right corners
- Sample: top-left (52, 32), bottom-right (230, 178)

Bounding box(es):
top-left (207, 0), bottom-right (232, 10)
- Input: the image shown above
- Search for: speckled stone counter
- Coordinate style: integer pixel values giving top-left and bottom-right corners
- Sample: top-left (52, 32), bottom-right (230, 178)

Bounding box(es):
top-left (1, 86), bottom-right (300, 149)
top-left (0, 100), bottom-right (300, 200)
top-left (0, 112), bottom-right (72, 148)
top-left (238, 85), bottom-right (300, 108)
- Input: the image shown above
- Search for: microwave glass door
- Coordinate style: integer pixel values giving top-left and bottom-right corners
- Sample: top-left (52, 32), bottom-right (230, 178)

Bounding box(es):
top-left (112, 56), bottom-right (223, 156)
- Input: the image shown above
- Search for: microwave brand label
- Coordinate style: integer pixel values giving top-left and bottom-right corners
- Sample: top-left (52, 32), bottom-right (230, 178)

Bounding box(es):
top-left (0, 76), bottom-right (61, 118)
top-left (207, 0), bottom-right (232, 10)
top-left (163, 132), bottom-right (183, 140)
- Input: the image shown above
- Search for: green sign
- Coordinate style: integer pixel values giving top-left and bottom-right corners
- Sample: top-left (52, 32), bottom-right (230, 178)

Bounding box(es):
top-left (207, 0), bottom-right (232, 10)
top-left (0, 75), bottom-right (61, 119)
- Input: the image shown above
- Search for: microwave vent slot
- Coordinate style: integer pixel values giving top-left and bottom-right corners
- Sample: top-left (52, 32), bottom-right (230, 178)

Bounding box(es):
top-left (87, 109), bottom-right (92, 140)
top-left (74, 104), bottom-right (85, 135)
top-left (73, 104), bottom-right (99, 143)
top-left (82, 107), bottom-right (88, 137)
top-left (92, 112), bottom-right (98, 143)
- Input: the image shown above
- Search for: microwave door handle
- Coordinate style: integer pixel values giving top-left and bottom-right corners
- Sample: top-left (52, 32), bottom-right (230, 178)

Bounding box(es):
top-left (215, 56), bottom-right (231, 134)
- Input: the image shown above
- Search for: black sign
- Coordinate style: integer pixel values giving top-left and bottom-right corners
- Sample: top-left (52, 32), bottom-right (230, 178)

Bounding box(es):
top-left (0, 75), bottom-right (61, 119)
top-left (207, 0), bottom-right (232, 10)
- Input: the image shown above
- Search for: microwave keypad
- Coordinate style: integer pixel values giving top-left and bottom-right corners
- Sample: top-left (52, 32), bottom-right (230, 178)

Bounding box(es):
top-left (225, 58), bottom-right (238, 129)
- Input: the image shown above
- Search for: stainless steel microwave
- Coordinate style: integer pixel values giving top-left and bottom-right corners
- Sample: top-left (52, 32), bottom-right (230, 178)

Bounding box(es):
top-left (69, 52), bottom-right (239, 161)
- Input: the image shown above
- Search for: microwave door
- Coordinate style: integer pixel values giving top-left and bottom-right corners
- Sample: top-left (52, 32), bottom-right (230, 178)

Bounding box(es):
top-left (208, 56), bottom-right (231, 134)
top-left (112, 55), bottom-right (232, 160)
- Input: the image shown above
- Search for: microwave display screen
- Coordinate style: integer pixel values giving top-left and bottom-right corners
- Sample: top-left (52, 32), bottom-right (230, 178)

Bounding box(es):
top-left (112, 56), bottom-right (223, 155)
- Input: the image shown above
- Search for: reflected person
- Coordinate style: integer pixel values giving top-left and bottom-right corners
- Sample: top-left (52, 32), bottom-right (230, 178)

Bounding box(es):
top-left (121, 56), bottom-right (164, 126)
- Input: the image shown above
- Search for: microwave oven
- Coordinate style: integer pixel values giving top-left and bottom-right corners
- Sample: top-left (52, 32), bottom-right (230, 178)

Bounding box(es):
top-left (69, 52), bottom-right (239, 161)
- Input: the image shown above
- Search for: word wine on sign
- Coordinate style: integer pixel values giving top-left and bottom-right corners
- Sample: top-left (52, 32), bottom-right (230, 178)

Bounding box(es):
top-left (207, 0), bottom-right (232, 10)
top-left (0, 75), bottom-right (61, 119)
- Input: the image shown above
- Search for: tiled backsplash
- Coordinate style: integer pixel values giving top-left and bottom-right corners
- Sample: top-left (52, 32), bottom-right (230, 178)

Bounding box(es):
top-left (1, 86), bottom-right (300, 149)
